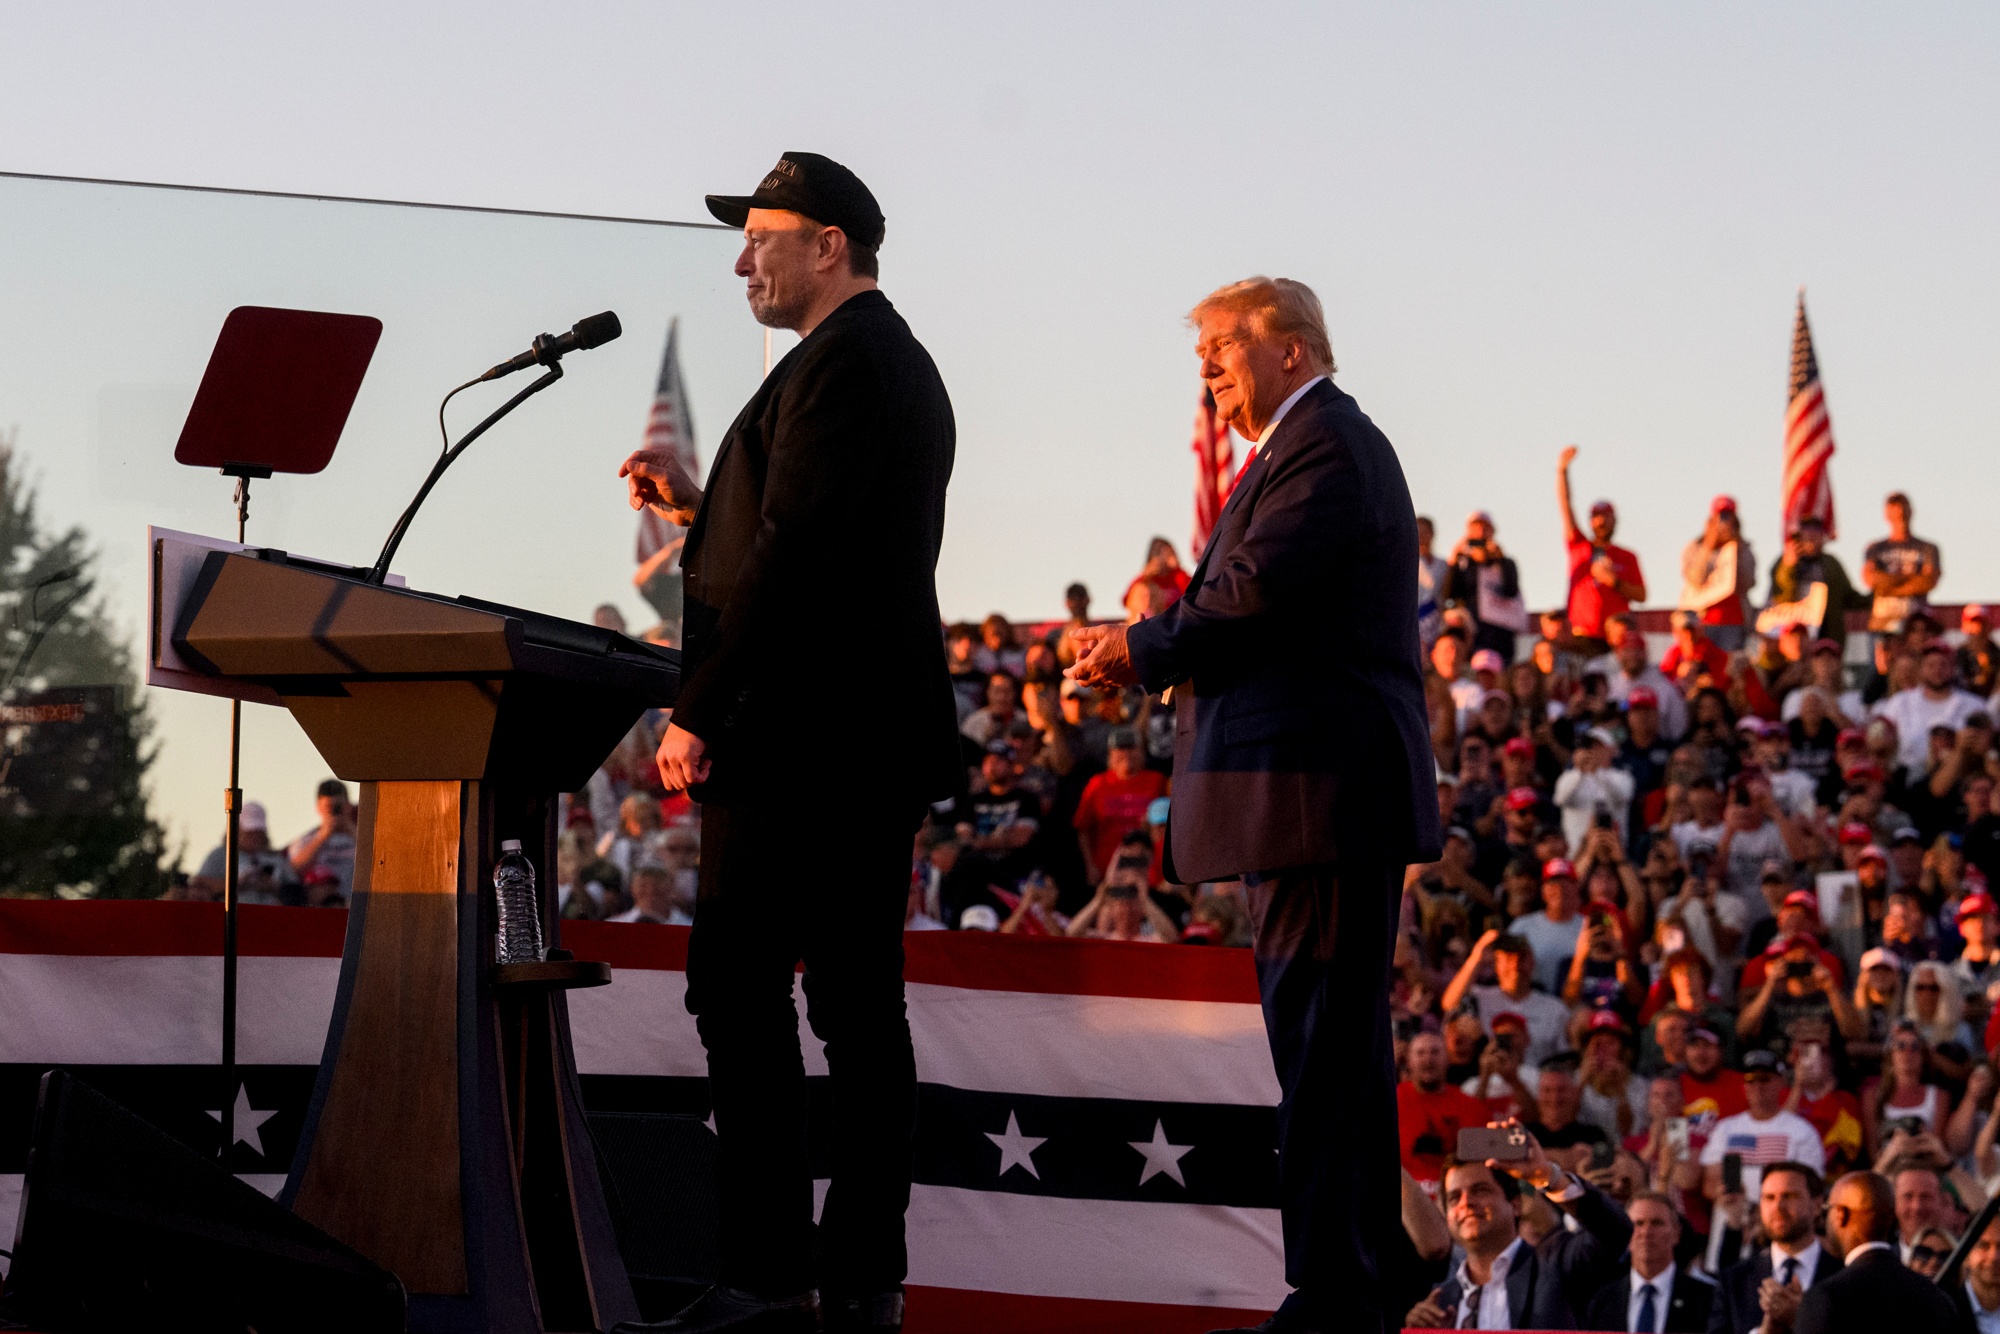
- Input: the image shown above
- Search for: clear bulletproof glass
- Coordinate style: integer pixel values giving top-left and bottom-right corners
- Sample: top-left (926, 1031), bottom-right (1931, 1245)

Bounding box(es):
top-left (0, 175), bottom-right (759, 893)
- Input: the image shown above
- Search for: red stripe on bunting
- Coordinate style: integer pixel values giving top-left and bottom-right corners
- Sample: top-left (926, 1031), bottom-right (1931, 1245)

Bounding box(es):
top-left (560, 920), bottom-right (1260, 1002)
top-left (0, 903), bottom-right (1262, 1005)
top-left (0, 900), bottom-right (346, 957)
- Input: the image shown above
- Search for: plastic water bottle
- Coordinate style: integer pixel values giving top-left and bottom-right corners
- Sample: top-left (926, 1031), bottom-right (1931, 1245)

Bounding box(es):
top-left (494, 839), bottom-right (544, 964)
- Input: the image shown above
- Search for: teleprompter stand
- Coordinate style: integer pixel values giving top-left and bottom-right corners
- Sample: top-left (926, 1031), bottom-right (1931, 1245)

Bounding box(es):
top-left (161, 544), bottom-right (679, 1332)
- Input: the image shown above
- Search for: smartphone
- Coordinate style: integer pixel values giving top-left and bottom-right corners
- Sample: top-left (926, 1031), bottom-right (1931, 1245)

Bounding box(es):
top-left (1721, 1152), bottom-right (1743, 1195)
top-left (1115, 854), bottom-right (1150, 871)
top-left (1784, 960), bottom-right (1814, 980)
top-left (1457, 1124), bottom-right (1533, 1163)
top-left (1662, 1116), bottom-right (1690, 1162)
top-left (1889, 1115), bottom-right (1927, 1139)
top-left (1104, 883), bottom-right (1138, 901)
top-left (1587, 1140), bottom-right (1616, 1172)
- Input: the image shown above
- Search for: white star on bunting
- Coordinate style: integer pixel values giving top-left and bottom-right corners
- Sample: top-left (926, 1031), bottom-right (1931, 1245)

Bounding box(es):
top-left (206, 1085), bottom-right (279, 1157)
top-left (984, 1111), bottom-right (1047, 1180)
top-left (1128, 1118), bottom-right (1194, 1187)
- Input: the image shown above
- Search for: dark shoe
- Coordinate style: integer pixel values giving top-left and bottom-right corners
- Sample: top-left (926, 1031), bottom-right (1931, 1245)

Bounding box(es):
top-left (823, 1289), bottom-right (904, 1332)
top-left (612, 1285), bottom-right (821, 1333)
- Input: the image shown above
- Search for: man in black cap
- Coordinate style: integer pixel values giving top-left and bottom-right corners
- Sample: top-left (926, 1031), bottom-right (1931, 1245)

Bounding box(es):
top-left (617, 153), bottom-right (959, 1334)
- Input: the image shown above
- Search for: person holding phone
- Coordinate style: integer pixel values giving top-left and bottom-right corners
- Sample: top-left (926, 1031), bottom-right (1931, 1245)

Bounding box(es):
top-left (1065, 853), bottom-right (1180, 943)
top-left (1402, 1119), bottom-right (1631, 1329)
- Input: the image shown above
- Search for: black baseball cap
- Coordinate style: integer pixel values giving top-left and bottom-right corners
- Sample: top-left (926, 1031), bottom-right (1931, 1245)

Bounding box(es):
top-left (706, 152), bottom-right (886, 251)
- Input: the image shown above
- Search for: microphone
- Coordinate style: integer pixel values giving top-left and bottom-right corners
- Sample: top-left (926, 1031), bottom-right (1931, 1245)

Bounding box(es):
top-left (477, 311), bottom-right (622, 382)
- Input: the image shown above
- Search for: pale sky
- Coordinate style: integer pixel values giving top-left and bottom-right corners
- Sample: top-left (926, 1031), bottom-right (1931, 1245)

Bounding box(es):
top-left (1, 2), bottom-right (1996, 858)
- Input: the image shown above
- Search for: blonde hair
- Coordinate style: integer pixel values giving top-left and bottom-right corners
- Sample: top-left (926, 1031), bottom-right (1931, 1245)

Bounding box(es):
top-left (1904, 959), bottom-right (1965, 1048)
top-left (1188, 276), bottom-right (1336, 375)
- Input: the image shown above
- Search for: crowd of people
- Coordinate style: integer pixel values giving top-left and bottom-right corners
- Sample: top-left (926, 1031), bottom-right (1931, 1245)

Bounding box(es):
top-left (1393, 458), bottom-right (2000, 1329)
top-left (168, 447), bottom-right (2000, 1327)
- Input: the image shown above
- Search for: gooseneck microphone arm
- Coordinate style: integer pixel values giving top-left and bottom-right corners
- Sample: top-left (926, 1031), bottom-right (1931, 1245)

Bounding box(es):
top-left (365, 312), bottom-right (621, 586)
top-left (366, 364), bottom-right (562, 585)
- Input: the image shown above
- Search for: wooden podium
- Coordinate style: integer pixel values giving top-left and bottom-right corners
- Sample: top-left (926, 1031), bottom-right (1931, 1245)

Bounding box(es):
top-left (164, 544), bottom-right (678, 1333)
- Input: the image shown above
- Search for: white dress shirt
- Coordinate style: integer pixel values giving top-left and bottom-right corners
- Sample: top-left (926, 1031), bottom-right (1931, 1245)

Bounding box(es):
top-left (1628, 1261), bottom-right (1676, 1333)
top-left (1769, 1238), bottom-right (1824, 1289)
top-left (1455, 1237), bottom-right (1523, 1330)
top-left (1237, 374), bottom-right (1327, 473)
top-left (1966, 1280), bottom-right (2000, 1334)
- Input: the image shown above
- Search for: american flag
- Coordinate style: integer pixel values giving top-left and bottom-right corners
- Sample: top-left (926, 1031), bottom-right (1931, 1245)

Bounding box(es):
top-left (636, 318), bottom-right (699, 568)
top-left (1189, 388), bottom-right (1234, 560)
top-left (1782, 290), bottom-right (1837, 539)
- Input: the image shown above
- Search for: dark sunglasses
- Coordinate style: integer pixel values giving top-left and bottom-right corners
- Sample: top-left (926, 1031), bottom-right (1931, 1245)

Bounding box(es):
top-left (1910, 1245), bottom-right (1950, 1265)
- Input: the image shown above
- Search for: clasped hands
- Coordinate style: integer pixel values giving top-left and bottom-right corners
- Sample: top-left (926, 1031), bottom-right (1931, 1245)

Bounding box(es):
top-left (1064, 624), bottom-right (1140, 692)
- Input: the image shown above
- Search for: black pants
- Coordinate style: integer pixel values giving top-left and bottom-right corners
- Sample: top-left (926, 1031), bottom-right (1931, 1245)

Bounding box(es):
top-left (1242, 848), bottom-right (1401, 1333)
top-left (685, 797), bottom-right (924, 1297)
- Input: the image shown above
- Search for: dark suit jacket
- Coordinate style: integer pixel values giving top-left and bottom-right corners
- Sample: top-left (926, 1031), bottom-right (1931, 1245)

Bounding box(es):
top-left (1583, 1266), bottom-right (1716, 1332)
top-left (1433, 1180), bottom-right (1634, 1330)
top-left (677, 290), bottom-right (959, 802)
top-left (1125, 378), bottom-right (1441, 883)
top-left (1707, 1246), bottom-right (1842, 1334)
top-left (1794, 1246), bottom-right (1957, 1334)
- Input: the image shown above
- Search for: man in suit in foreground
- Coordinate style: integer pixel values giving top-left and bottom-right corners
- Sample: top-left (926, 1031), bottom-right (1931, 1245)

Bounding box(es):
top-left (619, 153), bottom-right (959, 1334)
top-left (1795, 1171), bottom-right (1957, 1334)
top-left (1403, 1122), bottom-right (1632, 1330)
top-left (1708, 1161), bottom-right (1840, 1334)
top-left (1069, 276), bottom-right (1442, 1333)
top-left (1584, 1192), bottom-right (1715, 1332)
top-left (1947, 1210), bottom-right (2000, 1332)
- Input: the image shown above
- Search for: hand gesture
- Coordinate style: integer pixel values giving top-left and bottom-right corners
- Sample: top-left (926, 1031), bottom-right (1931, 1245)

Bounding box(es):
top-left (620, 447), bottom-right (703, 525)
top-left (1758, 1275), bottom-right (1804, 1329)
top-left (1405, 1288), bottom-right (1453, 1329)
top-left (1810, 960), bottom-right (1836, 994)
top-left (1559, 444), bottom-right (1579, 470)
top-left (1065, 624), bottom-right (1139, 692)
top-left (1472, 927), bottom-right (1501, 957)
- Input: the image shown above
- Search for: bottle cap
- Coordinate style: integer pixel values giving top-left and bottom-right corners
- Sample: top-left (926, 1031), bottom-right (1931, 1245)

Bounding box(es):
top-left (500, 839), bottom-right (521, 853)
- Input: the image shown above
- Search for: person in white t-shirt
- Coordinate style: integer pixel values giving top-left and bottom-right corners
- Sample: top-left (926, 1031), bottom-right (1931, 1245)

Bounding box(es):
top-left (1441, 929), bottom-right (1575, 1067)
top-left (1553, 729), bottom-right (1635, 856)
top-left (1699, 1050), bottom-right (1825, 1202)
top-left (1872, 642), bottom-right (1990, 774)
top-left (1747, 720), bottom-right (1818, 818)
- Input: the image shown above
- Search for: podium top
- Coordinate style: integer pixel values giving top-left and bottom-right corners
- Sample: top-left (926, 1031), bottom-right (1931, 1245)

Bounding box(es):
top-left (161, 546), bottom-right (679, 785)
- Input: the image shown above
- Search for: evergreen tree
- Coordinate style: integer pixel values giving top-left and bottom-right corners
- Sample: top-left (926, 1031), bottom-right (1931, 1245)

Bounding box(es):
top-left (0, 430), bottom-right (167, 898)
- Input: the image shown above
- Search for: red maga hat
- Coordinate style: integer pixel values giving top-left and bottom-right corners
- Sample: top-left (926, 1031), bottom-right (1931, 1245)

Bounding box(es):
top-left (1542, 857), bottom-right (1577, 882)
top-left (1505, 787), bottom-right (1541, 811)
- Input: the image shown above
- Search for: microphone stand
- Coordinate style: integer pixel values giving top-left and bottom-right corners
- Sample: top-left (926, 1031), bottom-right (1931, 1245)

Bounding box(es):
top-left (217, 460), bottom-right (269, 1166)
top-left (366, 362), bottom-right (564, 586)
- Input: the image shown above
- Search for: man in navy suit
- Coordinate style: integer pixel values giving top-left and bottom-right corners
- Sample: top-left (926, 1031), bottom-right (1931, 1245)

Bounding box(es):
top-left (1707, 1162), bottom-right (1839, 1334)
top-left (1583, 1192), bottom-right (1716, 1332)
top-left (1069, 276), bottom-right (1442, 1334)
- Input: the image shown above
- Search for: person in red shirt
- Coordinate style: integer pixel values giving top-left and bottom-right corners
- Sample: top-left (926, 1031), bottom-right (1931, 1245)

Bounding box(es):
top-left (1787, 1040), bottom-right (1865, 1174)
top-left (1397, 1031), bottom-right (1491, 1184)
top-left (1677, 1028), bottom-right (1749, 1145)
top-left (1072, 728), bottom-right (1168, 883)
top-left (1556, 445), bottom-right (1646, 653)
top-left (1122, 536), bottom-right (1191, 621)
top-left (1658, 610), bottom-right (1732, 689)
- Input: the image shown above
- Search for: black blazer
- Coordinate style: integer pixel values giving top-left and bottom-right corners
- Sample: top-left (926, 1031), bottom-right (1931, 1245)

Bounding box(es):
top-left (1583, 1266), bottom-right (1716, 1332)
top-left (1706, 1246), bottom-right (1842, 1334)
top-left (1432, 1180), bottom-right (1634, 1331)
top-left (677, 290), bottom-right (960, 802)
top-left (1794, 1246), bottom-right (1957, 1334)
top-left (1125, 379), bottom-right (1441, 883)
